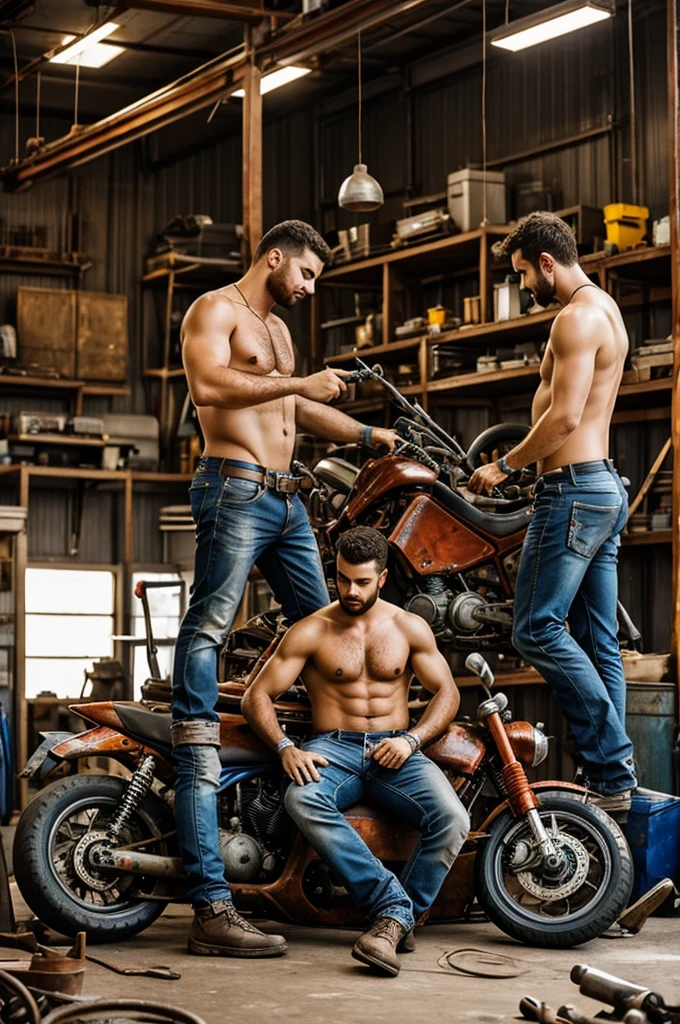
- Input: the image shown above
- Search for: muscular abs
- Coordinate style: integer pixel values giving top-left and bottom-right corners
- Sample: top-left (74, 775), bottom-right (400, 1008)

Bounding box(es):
top-left (302, 618), bottom-right (413, 734)
top-left (194, 292), bottom-right (297, 470)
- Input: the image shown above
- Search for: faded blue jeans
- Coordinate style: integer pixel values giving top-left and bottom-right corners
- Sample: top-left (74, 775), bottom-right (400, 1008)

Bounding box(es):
top-left (513, 459), bottom-right (637, 796)
top-left (172, 456), bottom-right (329, 907)
top-left (284, 731), bottom-right (470, 932)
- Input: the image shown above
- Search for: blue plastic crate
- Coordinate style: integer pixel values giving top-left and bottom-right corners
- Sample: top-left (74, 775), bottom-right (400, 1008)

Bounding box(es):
top-left (624, 787), bottom-right (680, 901)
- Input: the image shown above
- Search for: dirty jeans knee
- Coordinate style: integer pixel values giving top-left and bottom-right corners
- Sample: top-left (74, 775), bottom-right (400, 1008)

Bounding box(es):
top-left (172, 721), bottom-right (229, 908)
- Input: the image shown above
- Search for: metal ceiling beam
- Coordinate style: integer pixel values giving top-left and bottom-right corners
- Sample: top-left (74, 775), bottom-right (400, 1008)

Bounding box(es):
top-left (0, 0), bottom-right (432, 190)
top-left (119, 0), bottom-right (295, 23)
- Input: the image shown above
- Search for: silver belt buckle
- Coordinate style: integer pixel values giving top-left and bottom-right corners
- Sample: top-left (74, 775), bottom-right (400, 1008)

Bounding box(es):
top-left (265, 470), bottom-right (299, 494)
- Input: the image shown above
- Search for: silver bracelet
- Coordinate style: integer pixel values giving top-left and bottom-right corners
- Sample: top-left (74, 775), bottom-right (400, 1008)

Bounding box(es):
top-left (277, 736), bottom-right (294, 755)
top-left (403, 732), bottom-right (421, 754)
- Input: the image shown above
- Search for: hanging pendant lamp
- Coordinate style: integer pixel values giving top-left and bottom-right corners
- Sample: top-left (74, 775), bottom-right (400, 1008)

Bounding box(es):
top-left (338, 30), bottom-right (384, 212)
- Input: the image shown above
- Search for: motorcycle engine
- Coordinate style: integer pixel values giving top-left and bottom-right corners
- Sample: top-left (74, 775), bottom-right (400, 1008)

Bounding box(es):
top-left (405, 576), bottom-right (489, 636)
top-left (218, 826), bottom-right (270, 882)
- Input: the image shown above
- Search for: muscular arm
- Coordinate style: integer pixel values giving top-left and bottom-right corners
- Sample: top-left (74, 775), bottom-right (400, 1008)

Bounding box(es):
top-left (295, 395), bottom-right (362, 442)
top-left (504, 308), bottom-right (598, 470)
top-left (241, 622), bottom-right (317, 748)
top-left (241, 620), bottom-right (330, 785)
top-left (182, 294), bottom-right (346, 409)
top-left (403, 613), bottom-right (461, 745)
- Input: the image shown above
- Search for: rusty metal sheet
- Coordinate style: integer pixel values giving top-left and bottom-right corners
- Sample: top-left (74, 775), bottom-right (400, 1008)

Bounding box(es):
top-left (17, 286), bottom-right (76, 378)
top-left (76, 291), bottom-right (128, 381)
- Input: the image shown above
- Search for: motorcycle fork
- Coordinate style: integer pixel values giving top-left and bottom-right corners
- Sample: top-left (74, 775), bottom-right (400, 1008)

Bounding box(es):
top-left (484, 709), bottom-right (563, 871)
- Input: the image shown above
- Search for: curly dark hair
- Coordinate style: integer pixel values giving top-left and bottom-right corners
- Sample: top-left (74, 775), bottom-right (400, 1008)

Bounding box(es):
top-left (254, 219), bottom-right (331, 265)
top-left (492, 211), bottom-right (579, 269)
top-left (336, 526), bottom-right (388, 572)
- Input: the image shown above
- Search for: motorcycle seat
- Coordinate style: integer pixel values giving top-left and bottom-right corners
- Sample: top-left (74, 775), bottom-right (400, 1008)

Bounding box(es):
top-left (432, 481), bottom-right (531, 538)
top-left (113, 703), bottom-right (278, 766)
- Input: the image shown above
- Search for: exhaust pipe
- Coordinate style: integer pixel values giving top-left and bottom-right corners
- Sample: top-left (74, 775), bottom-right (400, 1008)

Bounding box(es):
top-left (91, 847), bottom-right (186, 879)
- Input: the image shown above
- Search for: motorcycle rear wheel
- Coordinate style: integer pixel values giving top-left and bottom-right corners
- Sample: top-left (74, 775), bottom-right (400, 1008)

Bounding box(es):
top-left (14, 774), bottom-right (176, 943)
top-left (475, 791), bottom-right (633, 948)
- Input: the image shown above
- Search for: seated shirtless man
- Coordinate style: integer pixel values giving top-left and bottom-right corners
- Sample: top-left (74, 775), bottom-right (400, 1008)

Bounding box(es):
top-left (241, 526), bottom-right (470, 977)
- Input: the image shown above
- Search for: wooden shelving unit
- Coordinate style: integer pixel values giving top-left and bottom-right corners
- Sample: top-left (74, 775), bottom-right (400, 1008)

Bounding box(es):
top-left (0, 373), bottom-right (130, 415)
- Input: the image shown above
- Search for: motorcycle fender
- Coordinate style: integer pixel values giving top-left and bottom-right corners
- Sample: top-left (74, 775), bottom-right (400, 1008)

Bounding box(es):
top-left (50, 725), bottom-right (145, 764)
top-left (19, 732), bottom-right (75, 779)
top-left (477, 780), bottom-right (588, 834)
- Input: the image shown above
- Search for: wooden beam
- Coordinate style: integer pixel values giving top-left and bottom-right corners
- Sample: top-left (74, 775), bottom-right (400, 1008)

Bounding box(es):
top-left (627, 437), bottom-right (672, 519)
top-left (242, 56), bottom-right (263, 266)
top-left (669, 0), bottom-right (680, 684)
top-left (121, 0), bottom-right (295, 22)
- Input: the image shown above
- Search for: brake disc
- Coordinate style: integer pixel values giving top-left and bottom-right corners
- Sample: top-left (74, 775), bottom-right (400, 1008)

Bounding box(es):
top-left (71, 830), bottom-right (120, 892)
top-left (515, 832), bottom-right (589, 902)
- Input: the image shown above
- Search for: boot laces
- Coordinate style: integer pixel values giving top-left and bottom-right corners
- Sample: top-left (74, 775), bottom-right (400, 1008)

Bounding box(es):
top-left (369, 918), bottom-right (403, 944)
top-left (223, 903), bottom-right (261, 934)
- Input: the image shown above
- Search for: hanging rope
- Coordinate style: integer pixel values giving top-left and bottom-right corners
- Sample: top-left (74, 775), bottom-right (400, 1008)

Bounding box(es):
top-left (74, 57), bottom-right (81, 127)
top-left (35, 71), bottom-right (41, 139)
top-left (10, 30), bottom-right (19, 163)
top-left (627, 0), bottom-right (638, 203)
top-left (505, 0), bottom-right (510, 24)
top-left (357, 28), bottom-right (362, 165)
top-left (481, 0), bottom-right (488, 225)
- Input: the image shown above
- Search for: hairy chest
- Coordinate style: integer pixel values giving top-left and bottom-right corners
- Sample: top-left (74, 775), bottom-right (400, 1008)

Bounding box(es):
top-left (231, 315), bottom-right (294, 376)
top-left (313, 632), bottom-right (410, 684)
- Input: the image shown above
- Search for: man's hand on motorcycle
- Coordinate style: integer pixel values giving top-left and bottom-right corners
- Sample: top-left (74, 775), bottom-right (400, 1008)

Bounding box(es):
top-left (281, 747), bottom-right (329, 786)
top-left (301, 367), bottom-right (353, 403)
top-left (370, 428), bottom-right (400, 452)
top-left (371, 736), bottom-right (413, 769)
top-left (468, 462), bottom-right (509, 495)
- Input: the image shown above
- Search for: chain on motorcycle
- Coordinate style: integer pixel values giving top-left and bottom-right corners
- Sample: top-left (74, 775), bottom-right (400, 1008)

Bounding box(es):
top-left (106, 754), bottom-right (156, 843)
top-left (512, 831), bottom-right (589, 902)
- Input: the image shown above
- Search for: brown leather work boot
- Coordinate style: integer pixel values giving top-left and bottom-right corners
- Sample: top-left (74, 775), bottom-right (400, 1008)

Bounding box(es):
top-left (352, 918), bottom-right (406, 976)
top-left (398, 928), bottom-right (416, 953)
top-left (188, 900), bottom-right (287, 958)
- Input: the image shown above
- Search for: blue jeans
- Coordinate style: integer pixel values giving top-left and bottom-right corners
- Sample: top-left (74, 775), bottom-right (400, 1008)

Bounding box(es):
top-left (513, 459), bottom-right (636, 796)
top-left (172, 456), bottom-right (329, 907)
top-left (284, 731), bottom-right (470, 932)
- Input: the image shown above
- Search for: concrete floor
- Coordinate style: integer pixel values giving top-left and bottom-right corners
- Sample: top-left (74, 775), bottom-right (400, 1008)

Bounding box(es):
top-left (6, 885), bottom-right (680, 1024)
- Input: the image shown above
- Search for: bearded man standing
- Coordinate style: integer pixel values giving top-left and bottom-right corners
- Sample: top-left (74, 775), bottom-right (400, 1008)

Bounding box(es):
top-left (469, 211), bottom-right (636, 816)
top-left (173, 221), bottom-right (399, 958)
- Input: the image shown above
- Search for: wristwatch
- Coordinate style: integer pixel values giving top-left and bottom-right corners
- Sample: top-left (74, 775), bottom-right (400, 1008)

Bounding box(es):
top-left (496, 454), bottom-right (519, 478)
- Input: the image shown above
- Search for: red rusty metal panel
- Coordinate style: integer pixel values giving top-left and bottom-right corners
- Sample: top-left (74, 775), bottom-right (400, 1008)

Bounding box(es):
top-left (390, 494), bottom-right (495, 574)
top-left (426, 722), bottom-right (486, 775)
top-left (344, 458), bottom-right (437, 524)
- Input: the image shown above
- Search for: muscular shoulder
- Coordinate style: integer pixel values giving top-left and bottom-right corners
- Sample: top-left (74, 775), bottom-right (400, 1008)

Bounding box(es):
top-left (181, 290), bottom-right (237, 343)
top-left (281, 609), bottom-right (331, 653)
top-left (551, 302), bottom-right (609, 356)
top-left (392, 607), bottom-right (437, 650)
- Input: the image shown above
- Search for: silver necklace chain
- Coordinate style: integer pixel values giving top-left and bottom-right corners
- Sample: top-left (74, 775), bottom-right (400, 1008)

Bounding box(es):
top-left (231, 283), bottom-right (291, 437)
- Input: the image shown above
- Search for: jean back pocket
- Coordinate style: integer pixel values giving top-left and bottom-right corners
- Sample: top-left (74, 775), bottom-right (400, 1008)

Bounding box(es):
top-left (567, 500), bottom-right (621, 558)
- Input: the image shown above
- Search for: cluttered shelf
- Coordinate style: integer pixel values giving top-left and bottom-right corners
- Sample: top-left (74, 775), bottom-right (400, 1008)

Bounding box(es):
top-left (141, 253), bottom-right (242, 287)
top-left (321, 225), bottom-right (511, 285)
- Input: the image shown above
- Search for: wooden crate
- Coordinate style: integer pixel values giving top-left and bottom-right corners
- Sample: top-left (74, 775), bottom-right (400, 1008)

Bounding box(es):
top-left (76, 291), bottom-right (127, 382)
top-left (17, 286), bottom-right (77, 377)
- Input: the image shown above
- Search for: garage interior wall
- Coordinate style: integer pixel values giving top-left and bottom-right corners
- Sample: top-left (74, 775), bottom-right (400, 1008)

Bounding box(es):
top-left (0, 0), bottom-right (671, 654)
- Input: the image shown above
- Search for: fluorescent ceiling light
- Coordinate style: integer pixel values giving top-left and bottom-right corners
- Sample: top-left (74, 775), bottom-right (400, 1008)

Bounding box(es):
top-left (232, 65), bottom-right (311, 98)
top-left (49, 22), bottom-right (123, 67)
top-left (490, 1), bottom-right (611, 53)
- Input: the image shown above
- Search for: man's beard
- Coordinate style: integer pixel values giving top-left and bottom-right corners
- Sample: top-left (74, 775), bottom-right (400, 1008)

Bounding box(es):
top-left (268, 261), bottom-right (296, 308)
top-left (532, 268), bottom-right (556, 308)
top-left (338, 585), bottom-right (380, 617)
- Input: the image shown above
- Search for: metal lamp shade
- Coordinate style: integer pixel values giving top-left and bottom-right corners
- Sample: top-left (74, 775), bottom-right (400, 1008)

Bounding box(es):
top-left (337, 163), bottom-right (384, 212)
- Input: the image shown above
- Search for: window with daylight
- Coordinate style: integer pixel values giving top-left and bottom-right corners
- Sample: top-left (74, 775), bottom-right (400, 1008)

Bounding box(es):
top-left (25, 568), bottom-right (116, 700)
top-left (131, 571), bottom-right (185, 699)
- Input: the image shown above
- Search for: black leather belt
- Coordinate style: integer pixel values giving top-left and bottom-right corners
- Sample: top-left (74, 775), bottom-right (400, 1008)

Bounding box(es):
top-left (218, 460), bottom-right (301, 494)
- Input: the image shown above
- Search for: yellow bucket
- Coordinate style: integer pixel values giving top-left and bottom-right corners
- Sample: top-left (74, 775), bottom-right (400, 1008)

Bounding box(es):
top-left (603, 203), bottom-right (649, 249)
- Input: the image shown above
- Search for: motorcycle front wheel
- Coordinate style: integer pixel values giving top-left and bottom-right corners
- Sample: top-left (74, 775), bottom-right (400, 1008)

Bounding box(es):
top-left (14, 774), bottom-right (176, 943)
top-left (475, 791), bottom-right (633, 948)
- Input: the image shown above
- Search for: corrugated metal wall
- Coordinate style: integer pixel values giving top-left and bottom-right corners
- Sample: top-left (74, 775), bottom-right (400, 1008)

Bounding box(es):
top-left (0, 2), bottom-right (672, 656)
